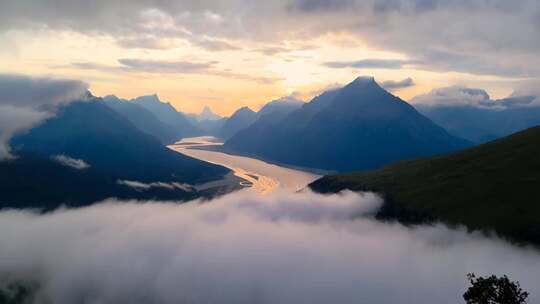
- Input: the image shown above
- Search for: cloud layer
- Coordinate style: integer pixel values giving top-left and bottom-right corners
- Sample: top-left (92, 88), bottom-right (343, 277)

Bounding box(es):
top-left (381, 77), bottom-right (414, 91)
top-left (1, 1), bottom-right (538, 78)
top-left (411, 86), bottom-right (491, 107)
top-left (411, 85), bottom-right (540, 109)
top-left (324, 59), bottom-right (410, 69)
top-left (0, 190), bottom-right (538, 304)
top-left (0, 74), bottom-right (88, 159)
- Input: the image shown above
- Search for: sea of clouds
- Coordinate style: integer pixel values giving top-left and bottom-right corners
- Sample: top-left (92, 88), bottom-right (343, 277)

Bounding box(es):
top-left (0, 190), bottom-right (538, 304)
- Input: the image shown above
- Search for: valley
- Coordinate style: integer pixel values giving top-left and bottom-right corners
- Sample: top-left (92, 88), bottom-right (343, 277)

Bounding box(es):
top-left (169, 136), bottom-right (321, 194)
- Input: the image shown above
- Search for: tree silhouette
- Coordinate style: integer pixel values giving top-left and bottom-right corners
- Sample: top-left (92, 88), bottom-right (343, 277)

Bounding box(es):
top-left (463, 273), bottom-right (529, 304)
top-left (0, 281), bottom-right (37, 304)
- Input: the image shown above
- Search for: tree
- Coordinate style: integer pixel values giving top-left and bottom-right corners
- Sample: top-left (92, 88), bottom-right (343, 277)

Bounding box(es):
top-left (0, 281), bottom-right (36, 304)
top-left (463, 273), bottom-right (529, 304)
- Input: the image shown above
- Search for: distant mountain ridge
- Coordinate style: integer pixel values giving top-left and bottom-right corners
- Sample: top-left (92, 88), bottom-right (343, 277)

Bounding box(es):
top-left (218, 97), bottom-right (303, 141)
top-left (103, 95), bottom-right (180, 144)
top-left (185, 106), bottom-right (226, 137)
top-left (220, 106), bottom-right (258, 140)
top-left (132, 94), bottom-right (202, 138)
top-left (413, 87), bottom-right (540, 143)
top-left (196, 106), bottom-right (222, 121)
top-left (256, 97), bottom-right (304, 118)
top-left (225, 77), bottom-right (471, 172)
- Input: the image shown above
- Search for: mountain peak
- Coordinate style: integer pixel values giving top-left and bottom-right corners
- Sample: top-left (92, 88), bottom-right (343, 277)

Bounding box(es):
top-left (348, 76), bottom-right (381, 89)
top-left (201, 106), bottom-right (215, 115)
top-left (353, 76), bottom-right (376, 83)
top-left (235, 106), bottom-right (255, 114)
top-left (198, 106), bottom-right (221, 121)
top-left (133, 94), bottom-right (162, 104)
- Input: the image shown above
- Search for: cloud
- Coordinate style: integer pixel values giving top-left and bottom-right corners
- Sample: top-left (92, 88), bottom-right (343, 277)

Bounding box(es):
top-left (412, 85), bottom-right (540, 110)
top-left (116, 34), bottom-right (239, 51)
top-left (117, 180), bottom-right (194, 192)
top-left (412, 50), bottom-right (540, 78)
top-left (381, 77), bottom-right (415, 90)
top-left (208, 70), bottom-right (283, 85)
top-left (1, 1), bottom-right (539, 79)
top-left (66, 59), bottom-right (281, 84)
top-left (253, 46), bottom-right (294, 56)
top-left (116, 36), bottom-right (182, 50)
top-left (0, 74), bottom-right (88, 160)
top-left (0, 74), bottom-right (88, 108)
top-left (192, 37), bottom-right (240, 51)
top-left (410, 86), bottom-right (492, 108)
top-left (52, 155), bottom-right (90, 170)
top-left (0, 190), bottom-right (539, 304)
top-left (324, 59), bottom-right (410, 69)
top-left (0, 106), bottom-right (49, 160)
top-left (410, 85), bottom-right (540, 110)
top-left (118, 58), bottom-right (215, 73)
top-left (287, 0), bottom-right (357, 12)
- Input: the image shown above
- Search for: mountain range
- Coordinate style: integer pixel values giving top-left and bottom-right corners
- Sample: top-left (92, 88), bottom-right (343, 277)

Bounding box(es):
top-left (131, 94), bottom-right (202, 138)
top-left (103, 95), bottom-right (181, 144)
top-left (224, 77), bottom-right (471, 172)
top-left (3, 98), bottom-right (232, 209)
top-left (220, 106), bottom-right (258, 140)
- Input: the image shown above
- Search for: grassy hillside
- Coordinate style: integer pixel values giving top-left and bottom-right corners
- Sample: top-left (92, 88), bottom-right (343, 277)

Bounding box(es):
top-left (310, 126), bottom-right (540, 245)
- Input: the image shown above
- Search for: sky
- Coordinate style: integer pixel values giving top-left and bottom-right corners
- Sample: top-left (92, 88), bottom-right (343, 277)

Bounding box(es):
top-left (0, 0), bottom-right (539, 116)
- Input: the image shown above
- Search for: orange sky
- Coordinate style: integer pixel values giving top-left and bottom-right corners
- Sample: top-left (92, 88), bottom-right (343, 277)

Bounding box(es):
top-left (0, 8), bottom-right (529, 117)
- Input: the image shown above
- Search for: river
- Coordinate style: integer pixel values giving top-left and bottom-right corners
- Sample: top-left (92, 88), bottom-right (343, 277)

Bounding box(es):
top-left (168, 136), bottom-right (321, 194)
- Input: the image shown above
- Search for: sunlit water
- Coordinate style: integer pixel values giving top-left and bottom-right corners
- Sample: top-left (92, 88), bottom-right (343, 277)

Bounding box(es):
top-left (168, 136), bottom-right (321, 194)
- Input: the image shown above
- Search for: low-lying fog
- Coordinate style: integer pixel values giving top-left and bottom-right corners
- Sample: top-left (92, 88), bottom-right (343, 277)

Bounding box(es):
top-left (0, 190), bottom-right (538, 304)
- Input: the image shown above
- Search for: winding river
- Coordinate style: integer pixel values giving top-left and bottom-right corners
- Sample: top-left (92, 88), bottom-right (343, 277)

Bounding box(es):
top-left (168, 136), bottom-right (321, 194)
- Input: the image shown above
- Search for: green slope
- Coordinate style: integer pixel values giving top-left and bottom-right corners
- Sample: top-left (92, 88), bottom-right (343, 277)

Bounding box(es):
top-left (310, 126), bottom-right (540, 245)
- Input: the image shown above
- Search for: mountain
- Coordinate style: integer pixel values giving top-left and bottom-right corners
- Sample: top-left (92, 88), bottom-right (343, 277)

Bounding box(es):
top-left (132, 94), bottom-right (201, 138)
top-left (5, 99), bottom-right (231, 209)
top-left (186, 106), bottom-right (223, 123)
top-left (102, 95), bottom-right (180, 144)
top-left (225, 77), bottom-right (471, 172)
top-left (220, 106), bottom-right (258, 140)
top-left (310, 126), bottom-right (540, 245)
top-left (185, 106), bottom-right (226, 136)
top-left (195, 118), bottom-right (227, 136)
top-left (223, 97), bottom-right (305, 153)
top-left (198, 106), bottom-right (222, 121)
top-left (256, 97), bottom-right (304, 120)
top-left (414, 88), bottom-right (540, 143)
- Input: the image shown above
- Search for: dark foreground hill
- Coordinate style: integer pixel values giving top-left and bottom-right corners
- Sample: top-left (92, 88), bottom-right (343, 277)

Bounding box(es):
top-left (0, 154), bottom-right (203, 209)
top-left (310, 126), bottom-right (540, 245)
top-left (225, 77), bottom-right (471, 172)
top-left (3, 99), bottom-right (232, 209)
